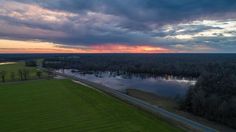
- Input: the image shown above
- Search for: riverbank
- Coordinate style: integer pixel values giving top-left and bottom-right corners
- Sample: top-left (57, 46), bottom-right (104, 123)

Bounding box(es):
top-left (54, 71), bottom-right (218, 131)
top-left (127, 89), bottom-right (179, 111)
top-left (127, 89), bottom-right (236, 132)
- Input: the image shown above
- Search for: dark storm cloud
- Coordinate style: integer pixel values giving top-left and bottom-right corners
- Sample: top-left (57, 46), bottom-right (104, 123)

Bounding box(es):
top-left (13, 0), bottom-right (236, 29)
top-left (0, 0), bottom-right (236, 52)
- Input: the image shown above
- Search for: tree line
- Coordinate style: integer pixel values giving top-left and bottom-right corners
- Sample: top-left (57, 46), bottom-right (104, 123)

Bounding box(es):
top-left (181, 64), bottom-right (236, 128)
top-left (43, 54), bottom-right (236, 78)
top-left (0, 69), bottom-right (43, 83)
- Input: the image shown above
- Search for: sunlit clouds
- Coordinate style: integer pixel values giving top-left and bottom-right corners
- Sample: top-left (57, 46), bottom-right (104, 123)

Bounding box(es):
top-left (163, 20), bottom-right (236, 39)
top-left (0, 1), bottom-right (76, 24)
top-left (86, 44), bottom-right (171, 53)
top-left (0, 39), bottom-right (171, 53)
top-left (0, 0), bottom-right (236, 53)
top-left (0, 39), bottom-right (72, 53)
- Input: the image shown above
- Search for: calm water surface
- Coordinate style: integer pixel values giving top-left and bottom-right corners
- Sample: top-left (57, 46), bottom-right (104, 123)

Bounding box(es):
top-left (60, 69), bottom-right (196, 98)
top-left (0, 62), bottom-right (16, 65)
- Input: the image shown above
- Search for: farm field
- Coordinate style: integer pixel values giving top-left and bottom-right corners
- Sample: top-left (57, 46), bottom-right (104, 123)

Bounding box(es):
top-left (0, 79), bottom-right (183, 132)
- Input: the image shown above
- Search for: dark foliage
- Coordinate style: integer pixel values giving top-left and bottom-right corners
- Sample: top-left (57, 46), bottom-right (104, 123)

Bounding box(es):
top-left (43, 54), bottom-right (236, 78)
top-left (0, 70), bottom-right (6, 82)
top-left (36, 71), bottom-right (42, 78)
top-left (25, 60), bottom-right (37, 67)
top-left (182, 64), bottom-right (236, 128)
top-left (18, 69), bottom-right (30, 80)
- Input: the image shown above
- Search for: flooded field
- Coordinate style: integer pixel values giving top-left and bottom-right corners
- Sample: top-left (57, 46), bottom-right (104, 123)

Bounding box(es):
top-left (59, 69), bottom-right (196, 98)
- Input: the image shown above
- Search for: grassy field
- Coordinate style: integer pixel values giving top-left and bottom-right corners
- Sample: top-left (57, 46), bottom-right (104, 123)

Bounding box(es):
top-left (127, 89), bottom-right (179, 111)
top-left (127, 89), bottom-right (236, 132)
top-left (0, 79), bottom-right (183, 132)
top-left (0, 62), bottom-right (45, 81)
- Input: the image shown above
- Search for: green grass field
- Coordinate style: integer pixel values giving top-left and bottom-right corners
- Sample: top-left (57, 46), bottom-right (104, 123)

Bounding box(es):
top-left (0, 79), bottom-right (183, 132)
top-left (0, 62), bottom-right (45, 81)
top-left (127, 89), bottom-right (179, 111)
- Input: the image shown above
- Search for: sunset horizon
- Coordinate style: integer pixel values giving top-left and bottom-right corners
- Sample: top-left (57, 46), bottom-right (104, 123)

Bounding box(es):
top-left (1, 0), bottom-right (236, 53)
top-left (0, 39), bottom-right (173, 53)
top-left (1, 1), bottom-right (236, 131)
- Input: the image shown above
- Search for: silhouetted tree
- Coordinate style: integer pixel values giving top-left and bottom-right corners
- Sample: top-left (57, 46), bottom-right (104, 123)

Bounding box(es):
top-left (0, 70), bottom-right (6, 82)
top-left (22, 69), bottom-right (30, 80)
top-left (18, 69), bottom-right (23, 80)
top-left (36, 71), bottom-right (42, 78)
top-left (25, 60), bottom-right (37, 67)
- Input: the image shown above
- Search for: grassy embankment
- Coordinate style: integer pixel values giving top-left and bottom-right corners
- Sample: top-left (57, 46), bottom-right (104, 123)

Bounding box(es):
top-left (0, 79), bottom-right (183, 132)
top-left (127, 89), bottom-right (235, 132)
top-left (127, 89), bottom-right (178, 111)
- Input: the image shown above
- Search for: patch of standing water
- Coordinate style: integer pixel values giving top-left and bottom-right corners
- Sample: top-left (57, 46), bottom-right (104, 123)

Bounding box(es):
top-left (0, 62), bottom-right (16, 65)
top-left (58, 69), bottom-right (196, 98)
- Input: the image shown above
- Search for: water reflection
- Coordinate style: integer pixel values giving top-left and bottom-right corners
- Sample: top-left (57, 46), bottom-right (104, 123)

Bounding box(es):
top-left (59, 69), bottom-right (196, 98)
top-left (0, 62), bottom-right (16, 65)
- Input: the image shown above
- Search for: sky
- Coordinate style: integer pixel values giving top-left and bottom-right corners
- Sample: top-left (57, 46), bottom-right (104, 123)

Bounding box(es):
top-left (0, 0), bottom-right (236, 53)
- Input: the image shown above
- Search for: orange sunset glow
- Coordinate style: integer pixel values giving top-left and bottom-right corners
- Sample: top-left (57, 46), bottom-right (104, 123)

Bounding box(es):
top-left (0, 39), bottom-right (171, 53)
top-left (1, 1), bottom-right (235, 53)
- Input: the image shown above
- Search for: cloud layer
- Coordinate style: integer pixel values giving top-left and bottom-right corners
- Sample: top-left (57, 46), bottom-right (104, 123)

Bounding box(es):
top-left (0, 0), bottom-right (236, 53)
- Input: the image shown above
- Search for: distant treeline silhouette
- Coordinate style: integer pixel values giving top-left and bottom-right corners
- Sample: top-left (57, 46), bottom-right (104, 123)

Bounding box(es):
top-left (43, 54), bottom-right (236, 78)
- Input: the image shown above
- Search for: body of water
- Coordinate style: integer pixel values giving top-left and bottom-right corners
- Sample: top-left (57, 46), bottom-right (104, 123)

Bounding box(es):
top-left (0, 62), bottom-right (16, 65)
top-left (59, 69), bottom-right (196, 98)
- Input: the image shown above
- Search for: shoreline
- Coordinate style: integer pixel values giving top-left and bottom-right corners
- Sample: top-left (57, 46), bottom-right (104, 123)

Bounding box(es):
top-left (0, 62), bottom-right (16, 65)
top-left (54, 71), bottom-right (217, 132)
top-left (126, 89), bottom-right (235, 132)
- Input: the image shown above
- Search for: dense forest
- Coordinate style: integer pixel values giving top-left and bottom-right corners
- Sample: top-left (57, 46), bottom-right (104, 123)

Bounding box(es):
top-left (43, 54), bottom-right (236, 78)
top-left (182, 64), bottom-right (236, 128)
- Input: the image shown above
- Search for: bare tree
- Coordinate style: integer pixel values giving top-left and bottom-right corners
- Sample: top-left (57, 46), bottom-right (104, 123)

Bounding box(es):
top-left (0, 70), bottom-right (6, 82)
top-left (22, 69), bottom-right (30, 80)
top-left (10, 72), bottom-right (16, 81)
top-left (36, 71), bottom-right (42, 79)
top-left (18, 69), bottom-right (23, 80)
